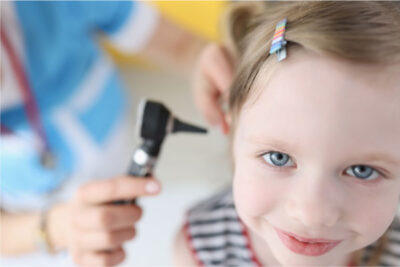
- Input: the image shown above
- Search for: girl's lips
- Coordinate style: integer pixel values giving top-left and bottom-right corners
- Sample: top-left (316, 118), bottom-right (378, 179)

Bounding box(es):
top-left (274, 227), bottom-right (342, 256)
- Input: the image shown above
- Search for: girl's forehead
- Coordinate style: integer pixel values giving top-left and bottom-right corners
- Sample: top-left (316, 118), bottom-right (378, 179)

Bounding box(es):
top-left (244, 52), bottom-right (400, 118)
top-left (237, 53), bottom-right (400, 155)
top-left (245, 51), bottom-right (400, 109)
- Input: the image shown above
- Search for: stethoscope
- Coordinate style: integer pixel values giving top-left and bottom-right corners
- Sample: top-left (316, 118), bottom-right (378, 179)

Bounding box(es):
top-left (1, 21), bottom-right (57, 169)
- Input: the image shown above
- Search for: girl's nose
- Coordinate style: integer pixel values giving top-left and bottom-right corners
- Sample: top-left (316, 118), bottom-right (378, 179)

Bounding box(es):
top-left (284, 174), bottom-right (343, 229)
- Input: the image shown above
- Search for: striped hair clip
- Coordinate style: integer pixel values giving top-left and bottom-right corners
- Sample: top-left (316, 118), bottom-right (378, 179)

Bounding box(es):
top-left (269, 19), bottom-right (288, 62)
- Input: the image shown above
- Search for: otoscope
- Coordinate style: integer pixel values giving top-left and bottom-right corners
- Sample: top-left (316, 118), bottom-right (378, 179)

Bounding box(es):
top-left (115, 99), bottom-right (207, 204)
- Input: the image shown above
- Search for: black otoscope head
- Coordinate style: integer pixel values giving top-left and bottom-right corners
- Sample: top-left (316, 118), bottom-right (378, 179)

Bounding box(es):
top-left (136, 99), bottom-right (207, 156)
top-left (119, 99), bottom-right (208, 203)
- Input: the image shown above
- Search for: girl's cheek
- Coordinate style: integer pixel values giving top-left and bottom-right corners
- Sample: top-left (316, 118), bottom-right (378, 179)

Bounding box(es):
top-left (233, 159), bottom-right (284, 218)
top-left (349, 191), bottom-right (399, 244)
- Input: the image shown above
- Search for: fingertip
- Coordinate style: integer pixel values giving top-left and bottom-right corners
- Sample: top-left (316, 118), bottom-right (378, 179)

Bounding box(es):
top-left (145, 180), bottom-right (161, 194)
top-left (110, 247), bottom-right (125, 266)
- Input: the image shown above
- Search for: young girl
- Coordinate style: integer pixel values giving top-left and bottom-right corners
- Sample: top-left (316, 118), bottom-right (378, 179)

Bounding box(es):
top-left (175, 2), bottom-right (400, 266)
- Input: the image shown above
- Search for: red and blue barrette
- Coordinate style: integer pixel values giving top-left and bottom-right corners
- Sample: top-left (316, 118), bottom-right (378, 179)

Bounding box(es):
top-left (269, 19), bottom-right (287, 61)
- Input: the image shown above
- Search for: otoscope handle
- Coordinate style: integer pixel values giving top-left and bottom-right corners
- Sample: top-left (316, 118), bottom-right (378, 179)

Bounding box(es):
top-left (127, 150), bottom-right (155, 177)
top-left (114, 146), bottom-right (157, 205)
top-left (127, 162), bottom-right (152, 177)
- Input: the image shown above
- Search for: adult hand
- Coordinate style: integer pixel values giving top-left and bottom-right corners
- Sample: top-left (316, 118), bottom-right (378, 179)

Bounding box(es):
top-left (193, 43), bottom-right (235, 135)
top-left (48, 176), bottom-right (161, 266)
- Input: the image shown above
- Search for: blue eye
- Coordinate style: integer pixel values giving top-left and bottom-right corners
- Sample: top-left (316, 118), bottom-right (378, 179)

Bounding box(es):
top-left (345, 165), bottom-right (380, 180)
top-left (262, 151), bottom-right (295, 167)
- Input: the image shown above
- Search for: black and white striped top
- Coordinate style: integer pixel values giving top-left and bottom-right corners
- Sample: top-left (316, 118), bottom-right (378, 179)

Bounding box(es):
top-left (184, 187), bottom-right (400, 266)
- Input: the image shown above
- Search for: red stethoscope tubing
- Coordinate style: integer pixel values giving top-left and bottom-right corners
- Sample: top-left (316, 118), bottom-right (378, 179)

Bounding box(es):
top-left (1, 22), bottom-right (52, 157)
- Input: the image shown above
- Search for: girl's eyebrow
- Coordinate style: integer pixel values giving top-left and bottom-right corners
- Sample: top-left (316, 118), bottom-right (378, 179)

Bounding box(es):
top-left (246, 136), bottom-right (400, 166)
top-left (357, 153), bottom-right (400, 166)
top-left (246, 136), bottom-right (300, 154)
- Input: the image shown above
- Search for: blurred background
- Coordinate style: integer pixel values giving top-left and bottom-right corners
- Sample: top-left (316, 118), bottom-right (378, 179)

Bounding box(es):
top-left (103, 2), bottom-right (232, 265)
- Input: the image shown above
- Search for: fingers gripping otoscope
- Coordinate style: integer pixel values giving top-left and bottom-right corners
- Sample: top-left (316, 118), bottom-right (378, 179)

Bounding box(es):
top-left (115, 99), bottom-right (207, 204)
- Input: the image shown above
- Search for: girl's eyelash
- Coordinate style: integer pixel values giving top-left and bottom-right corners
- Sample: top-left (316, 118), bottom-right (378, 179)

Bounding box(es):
top-left (344, 165), bottom-right (387, 180)
top-left (257, 151), bottom-right (296, 170)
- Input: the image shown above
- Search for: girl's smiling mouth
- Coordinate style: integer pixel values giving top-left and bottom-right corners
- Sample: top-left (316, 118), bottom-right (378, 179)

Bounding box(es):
top-left (274, 227), bottom-right (343, 256)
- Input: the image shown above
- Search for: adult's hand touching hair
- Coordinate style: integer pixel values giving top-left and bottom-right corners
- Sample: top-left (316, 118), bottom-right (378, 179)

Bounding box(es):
top-left (192, 2), bottom-right (264, 136)
top-left (193, 43), bottom-right (234, 135)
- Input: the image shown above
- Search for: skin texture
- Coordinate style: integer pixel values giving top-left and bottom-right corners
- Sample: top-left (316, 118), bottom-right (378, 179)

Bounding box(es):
top-left (232, 51), bottom-right (400, 266)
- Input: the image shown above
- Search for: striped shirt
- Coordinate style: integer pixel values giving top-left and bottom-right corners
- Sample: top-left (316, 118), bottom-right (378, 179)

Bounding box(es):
top-left (185, 187), bottom-right (400, 266)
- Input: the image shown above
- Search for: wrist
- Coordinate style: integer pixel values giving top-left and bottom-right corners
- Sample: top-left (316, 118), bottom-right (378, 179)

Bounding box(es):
top-left (46, 203), bottom-right (70, 251)
top-left (35, 208), bottom-right (55, 254)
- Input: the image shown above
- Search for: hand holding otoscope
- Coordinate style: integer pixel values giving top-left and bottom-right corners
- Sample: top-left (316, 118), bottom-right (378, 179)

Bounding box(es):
top-left (50, 100), bottom-right (206, 266)
top-left (116, 99), bottom-right (207, 204)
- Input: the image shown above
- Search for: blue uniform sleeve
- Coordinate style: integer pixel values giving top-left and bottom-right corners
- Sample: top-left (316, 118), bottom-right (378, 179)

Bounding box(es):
top-left (67, 1), bottom-right (159, 52)
top-left (66, 1), bottom-right (136, 35)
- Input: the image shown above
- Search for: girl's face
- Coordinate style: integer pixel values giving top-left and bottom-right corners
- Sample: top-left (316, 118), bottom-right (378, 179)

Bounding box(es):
top-left (232, 52), bottom-right (400, 266)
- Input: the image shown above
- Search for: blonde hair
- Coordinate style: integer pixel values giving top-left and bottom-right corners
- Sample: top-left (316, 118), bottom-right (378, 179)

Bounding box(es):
top-left (223, 1), bottom-right (400, 265)
top-left (224, 1), bottom-right (400, 125)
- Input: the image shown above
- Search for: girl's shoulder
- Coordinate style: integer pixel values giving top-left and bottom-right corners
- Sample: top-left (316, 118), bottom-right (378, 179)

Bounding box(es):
top-left (173, 187), bottom-right (237, 266)
top-left (178, 187), bottom-right (261, 266)
top-left (187, 186), bottom-right (235, 217)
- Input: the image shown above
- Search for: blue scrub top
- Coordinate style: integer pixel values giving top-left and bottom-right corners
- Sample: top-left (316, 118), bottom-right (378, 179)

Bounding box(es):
top-left (1, 1), bottom-right (139, 196)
